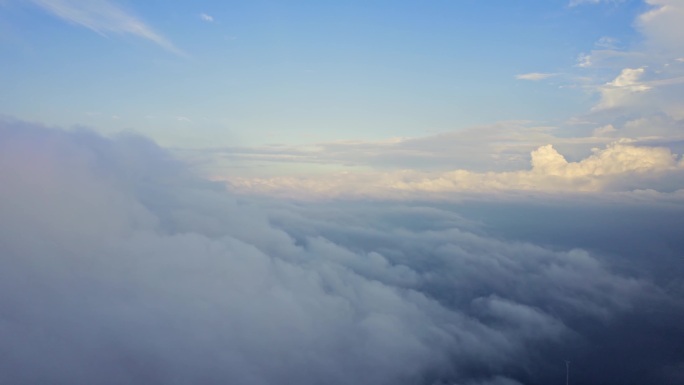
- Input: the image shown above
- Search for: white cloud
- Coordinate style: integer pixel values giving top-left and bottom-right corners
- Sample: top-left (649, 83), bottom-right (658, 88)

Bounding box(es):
top-left (638, 0), bottom-right (684, 55)
top-left (515, 73), bottom-right (558, 81)
top-left (29, 0), bottom-right (184, 55)
top-left (200, 12), bottom-right (213, 22)
top-left (593, 67), bottom-right (651, 110)
top-left (225, 140), bottom-right (683, 198)
top-left (530, 140), bottom-right (676, 177)
top-left (576, 53), bottom-right (592, 68)
top-left (592, 124), bottom-right (617, 137)
top-left (558, 0), bottom-right (684, 145)
top-left (2, 120), bottom-right (667, 385)
top-left (595, 36), bottom-right (620, 49)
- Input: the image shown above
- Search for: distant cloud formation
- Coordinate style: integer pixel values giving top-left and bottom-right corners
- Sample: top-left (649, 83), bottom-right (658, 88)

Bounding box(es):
top-left (638, 0), bottom-right (684, 53)
top-left (226, 140), bottom-right (684, 199)
top-left (594, 36), bottom-right (619, 49)
top-left (198, 1), bottom-right (683, 191)
top-left (594, 68), bottom-right (651, 110)
top-left (28, 0), bottom-right (183, 55)
top-left (3, 1), bottom-right (684, 383)
top-left (2, 119), bottom-right (683, 385)
top-left (515, 73), bottom-right (558, 81)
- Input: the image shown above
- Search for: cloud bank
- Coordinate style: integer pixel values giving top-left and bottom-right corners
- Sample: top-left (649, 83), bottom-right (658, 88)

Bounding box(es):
top-left (226, 140), bottom-right (684, 199)
top-left (1, 120), bottom-right (683, 385)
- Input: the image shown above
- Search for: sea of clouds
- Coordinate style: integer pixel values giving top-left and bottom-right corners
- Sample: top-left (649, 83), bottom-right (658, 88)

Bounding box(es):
top-left (1, 119), bottom-right (683, 385)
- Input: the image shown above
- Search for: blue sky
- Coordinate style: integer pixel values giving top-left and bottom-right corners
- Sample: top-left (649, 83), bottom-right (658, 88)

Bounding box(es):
top-left (2, 1), bottom-right (643, 143)
top-left (2, 3), bottom-right (684, 384)
top-left (2, 0), bottom-right (683, 187)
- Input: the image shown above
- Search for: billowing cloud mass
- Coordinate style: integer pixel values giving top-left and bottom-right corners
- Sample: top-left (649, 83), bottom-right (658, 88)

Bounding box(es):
top-left (2, 120), bottom-right (683, 385)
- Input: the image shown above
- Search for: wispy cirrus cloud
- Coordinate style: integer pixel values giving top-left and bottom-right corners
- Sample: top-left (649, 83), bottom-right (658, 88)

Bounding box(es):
top-left (515, 72), bottom-right (559, 81)
top-left (29, 0), bottom-right (184, 55)
top-left (199, 13), bottom-right (213, 22)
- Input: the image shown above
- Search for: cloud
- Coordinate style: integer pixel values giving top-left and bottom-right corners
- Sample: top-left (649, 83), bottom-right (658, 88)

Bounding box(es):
top-left (587, 63), bottom-right (684, 118)
top-left (515, 73), bottom-right (559, 81)
top-left (568, 0), bottom-right (684, 125)
top-left (595, 36), bottom-right (620, 49)
top-left (29, 0), bottom-right (183, 55)
top-left (200, 12), bottom-right (213, 22)
top-left (190, 121), bottom-right (619, 177)
top-left (2, 119), bottom-right (683, 384)
top-left (592, 124), bottom-right (617, 137)
top-left (638, 0), bottom-right (684, 54)
top-left (552, 0), bottom-right (684, 147)
top-left (593, 67), bottom-right (651, 110)
top-left (226, 140), bottom-right (684, 199)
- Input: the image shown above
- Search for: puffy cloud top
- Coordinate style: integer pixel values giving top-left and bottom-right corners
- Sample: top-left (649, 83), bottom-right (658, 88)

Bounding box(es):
top-left (228, 140), bottom-right (684, 198)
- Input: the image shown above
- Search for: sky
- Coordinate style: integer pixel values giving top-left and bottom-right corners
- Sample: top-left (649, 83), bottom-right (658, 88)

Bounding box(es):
top-left (2, 0), bottom-right (683, 183)
top-left (1, 1), bottom-right (684, 384)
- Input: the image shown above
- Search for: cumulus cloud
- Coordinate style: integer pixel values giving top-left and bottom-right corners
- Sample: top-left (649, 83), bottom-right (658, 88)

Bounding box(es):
top-left (200, 12), bottom-right (213, 22)
top-left (2, 120), bottom-right (682, 384)
top-left (593, 67), bottom-right (652, 110)
top-left (28, 0), bottom-right (183, 55)
top-left (192, 121), bottom-right (620, 177)
top-left (227, 140), bottom-right (684, 198)
top-left (559, 0), bottom-right (684, 143)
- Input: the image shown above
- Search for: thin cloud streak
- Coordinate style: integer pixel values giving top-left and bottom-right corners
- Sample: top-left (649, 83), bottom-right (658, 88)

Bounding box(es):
top-left (29, 0), bottom-right (184, 55)
top-left (515, 72), bottom-right (559, 81)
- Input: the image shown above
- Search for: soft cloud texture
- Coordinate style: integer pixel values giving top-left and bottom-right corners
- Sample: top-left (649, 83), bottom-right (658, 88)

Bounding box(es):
top-left (594, 68), bottom-right (651, 110)
top-left (226, 140), bottom-right (684, 199)
top-left (29, 0), bottom-right (183, 54)
top-left (200, 13), bottom-right (213, 22)
top-left (638, 0), bottom-right (684, 54)
top-left (192, 121), bottom-right (630, 179)
top-left (2, 120), bottom-right (683, 384)
top-left (515, 73), bottom-right (558, 81)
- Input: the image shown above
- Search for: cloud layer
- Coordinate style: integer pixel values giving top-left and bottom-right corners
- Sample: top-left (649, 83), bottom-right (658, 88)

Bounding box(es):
top-left (1, 120), bottom-right (683, 384)
top-left (226, 140), bottom-right (684, 199)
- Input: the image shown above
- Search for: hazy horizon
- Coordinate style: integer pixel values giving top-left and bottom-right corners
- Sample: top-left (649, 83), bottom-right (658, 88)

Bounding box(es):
top-left (1, 1), bottom-right (683, 384)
